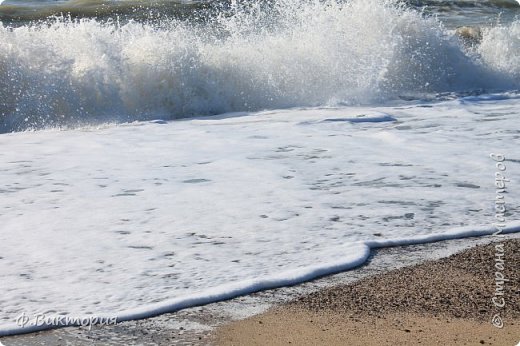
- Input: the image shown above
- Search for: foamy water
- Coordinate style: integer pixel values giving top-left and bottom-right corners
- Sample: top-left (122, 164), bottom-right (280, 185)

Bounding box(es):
top-left (1, 0), bottom-right (520, 336)
top-left (1, 98), bottom-right (520, 335)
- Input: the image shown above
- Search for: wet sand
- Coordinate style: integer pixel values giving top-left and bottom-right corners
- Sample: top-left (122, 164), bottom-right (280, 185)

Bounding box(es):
top-left (1, 236), bottom-right (518, 345)
top-left (215, 239), bottom-right (520, 345)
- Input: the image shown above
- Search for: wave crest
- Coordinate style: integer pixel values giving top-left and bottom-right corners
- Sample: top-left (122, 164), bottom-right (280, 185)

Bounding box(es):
top-left (0, 0), bottom-right (517, 131)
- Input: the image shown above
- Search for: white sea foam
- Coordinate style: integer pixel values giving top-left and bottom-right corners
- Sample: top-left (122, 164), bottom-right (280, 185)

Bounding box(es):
top-left (0, 0), bottom-right (518, 132)
top-left (0, 96), bottom-right (519, 335)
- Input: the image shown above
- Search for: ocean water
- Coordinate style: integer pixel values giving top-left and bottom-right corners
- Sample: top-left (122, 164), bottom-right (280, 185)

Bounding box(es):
top-left (0, 0), bottom-right (520, 335)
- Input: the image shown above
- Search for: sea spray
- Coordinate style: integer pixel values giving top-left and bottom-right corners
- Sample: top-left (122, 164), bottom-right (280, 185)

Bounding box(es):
top-left (0, 0), bottom-right (517, 132)
top-left (479, 20), bottom-right (520, 78)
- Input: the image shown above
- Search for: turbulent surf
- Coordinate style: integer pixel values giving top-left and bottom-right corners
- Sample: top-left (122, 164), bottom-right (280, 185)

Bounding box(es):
top-left (0, 0), bottom-right (519, 131)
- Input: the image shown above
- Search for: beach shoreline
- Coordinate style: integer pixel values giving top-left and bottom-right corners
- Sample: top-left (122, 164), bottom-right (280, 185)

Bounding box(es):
top-left (1, 234), bottom-right (518, 345)
top-left (215, 238), bottom-right (520, 346)
top-left (1, 1), bottom-right (520, 345)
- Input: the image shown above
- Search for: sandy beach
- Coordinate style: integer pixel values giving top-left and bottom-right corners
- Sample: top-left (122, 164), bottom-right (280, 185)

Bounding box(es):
top-left (215, 239), bottom-right (520, 345)
top-left (0, 236), bottom-right (518, 345)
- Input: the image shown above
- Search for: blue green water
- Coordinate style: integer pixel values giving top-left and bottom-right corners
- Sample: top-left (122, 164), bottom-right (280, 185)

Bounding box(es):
top-left (0, 0), bottom-right (519, 26)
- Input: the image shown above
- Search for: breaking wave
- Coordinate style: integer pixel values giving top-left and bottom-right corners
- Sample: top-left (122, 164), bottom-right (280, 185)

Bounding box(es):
top-left (0, 0), bottom-right (518, 132)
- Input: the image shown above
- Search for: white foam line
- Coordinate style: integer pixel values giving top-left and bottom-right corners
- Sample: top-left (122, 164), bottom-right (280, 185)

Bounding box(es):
top-left (1, 222), bottom-right (519, 337)
top-left (366, 223), bottom-right (520, 248)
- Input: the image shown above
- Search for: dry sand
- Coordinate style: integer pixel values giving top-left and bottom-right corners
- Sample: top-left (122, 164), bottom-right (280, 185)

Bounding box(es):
top-left (215, 239), bottom-right (520, 346)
